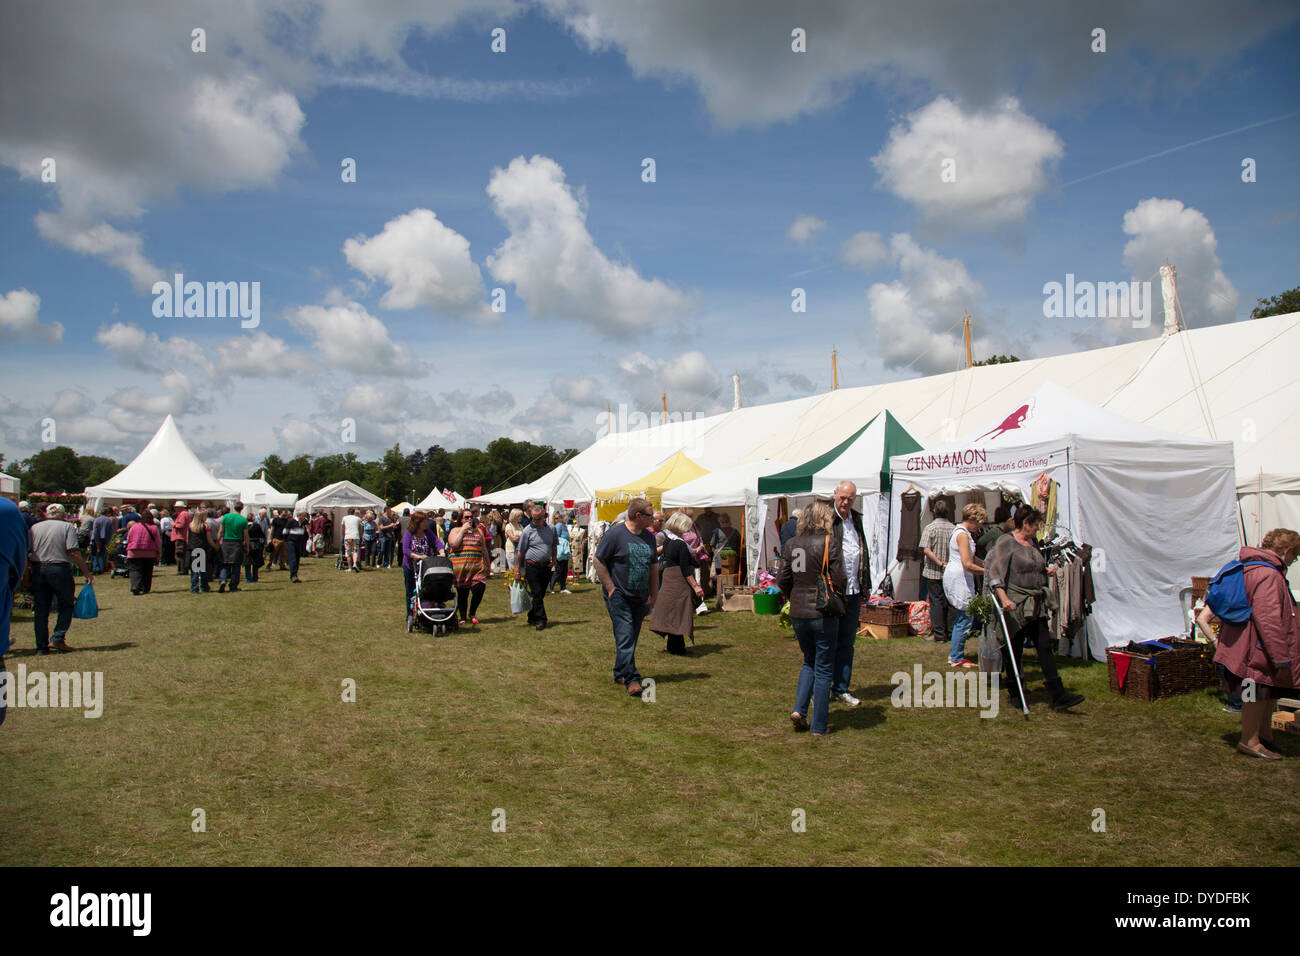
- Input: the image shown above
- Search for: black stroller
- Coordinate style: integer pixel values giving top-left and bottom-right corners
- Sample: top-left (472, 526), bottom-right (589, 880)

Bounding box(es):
top-left (108, 530), bottom-right (130, 579)
top-left (408, 555), bottom-right (459, 636)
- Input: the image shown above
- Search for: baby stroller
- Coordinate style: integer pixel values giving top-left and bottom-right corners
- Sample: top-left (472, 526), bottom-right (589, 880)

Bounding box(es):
top-left (108, 530), bottom-right (130, 579)
top-left (408, 555), bottom-right (459, 636)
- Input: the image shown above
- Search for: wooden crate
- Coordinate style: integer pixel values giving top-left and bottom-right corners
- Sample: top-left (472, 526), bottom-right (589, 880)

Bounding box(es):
top-left (1274, 698), bottom-right (1300, 735)
top-left (862, 622), bottom-right (909, 640)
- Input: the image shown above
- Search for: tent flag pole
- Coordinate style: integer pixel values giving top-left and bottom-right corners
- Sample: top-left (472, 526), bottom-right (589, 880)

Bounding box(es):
top-left (832, 349), bottom-right (838, 390)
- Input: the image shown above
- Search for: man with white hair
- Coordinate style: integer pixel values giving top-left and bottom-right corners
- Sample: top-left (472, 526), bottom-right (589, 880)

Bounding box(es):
top-left (830, 481), bottom-right (871, 708)
top-left (27, 503), bottom-right (92, 654)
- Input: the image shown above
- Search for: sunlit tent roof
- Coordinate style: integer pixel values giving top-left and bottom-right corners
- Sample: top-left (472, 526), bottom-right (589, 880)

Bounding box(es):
top-left (594, 451), bottom-right (709, 520)
top-left (416, 488), bottom-right (466, 511)
top-left (758, 410), bottom-right (923, 497)
top-left (662, 459), bottom-right (792, 509)
top-left (84, 415), bottom-right (232, 502)
top-left (299, 480), bottom-right (384, 512)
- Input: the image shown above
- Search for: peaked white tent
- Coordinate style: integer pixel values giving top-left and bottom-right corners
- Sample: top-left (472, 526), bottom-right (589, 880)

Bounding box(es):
top-left (416, 488), bottom-right (466, 511)
top-left (886, 382), bottom-right (1239, 660)
top-left (84, 415), bottom-right (232, 504)
top-left (299, 480), bottom-right (385, 549)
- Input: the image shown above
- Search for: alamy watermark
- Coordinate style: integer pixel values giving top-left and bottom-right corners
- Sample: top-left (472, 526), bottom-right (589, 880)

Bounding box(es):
top-left (151, 273), bottom-right (260, 328)
top-left (891, 665), bottom-right (999, 718)
top-left (595, 402), bottom-right (709, 448)
top-left (1042, 274), bottom-right (1151, 328)
top-left (1, 665), bottom-right (103, 718)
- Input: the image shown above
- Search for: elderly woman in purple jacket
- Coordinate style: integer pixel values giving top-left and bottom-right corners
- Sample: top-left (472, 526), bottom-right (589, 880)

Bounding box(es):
top-left (401, 510), bottom-right (443, 626)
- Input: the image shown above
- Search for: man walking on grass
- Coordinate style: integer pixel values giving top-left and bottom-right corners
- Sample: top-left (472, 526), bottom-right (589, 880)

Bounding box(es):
top-left (514, 505), bottom-right (556, 630)
top-left (831, 480), bottom-right (871, 708)
top-left (28, 503), bottom-right (93, 654)
top-left (218, 501), bottom-right (249, 593)
top-left (341, 507), bottom-right (363, 573)
top-left (594, 497), bottom-right (658, 697)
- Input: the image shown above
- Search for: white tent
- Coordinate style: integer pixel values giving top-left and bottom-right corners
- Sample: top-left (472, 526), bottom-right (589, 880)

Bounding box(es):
top-left (885, 382), bottom-right (1239, 660)
top-left (84, 415), bottom-right (233, 505)
top-left (219, 472), bottom-right (298, 511)
top-left (416, 488), bottom-right (466, 511)
top-left (299, 480), bottom-right (385, 549)
top-left (0, 472), bottom-right (19, 499)
top-left (662, 459), bottom-right (792, 578)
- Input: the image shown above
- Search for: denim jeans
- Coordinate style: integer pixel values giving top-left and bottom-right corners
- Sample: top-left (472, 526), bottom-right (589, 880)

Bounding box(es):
top-left (949, 608), bottom-right (974, 663)
top-left (793, 615), bottom-right (840, 734)
top-left (831, 593), bottom-right (861, 697)
top-left (244, 549), bottom-right (262, 582)
top-left (90, 541), bottom-right (108, 573)
top-left (403, 564), bottom-right (415, 615)
top-left (605, 588), bottom-right (647, 684)
top-left (549, 559), bottom-right (569, 590)
top-left (32, 563), bottom-right (76, 651)
top-left (381, 536), bottom-right (395, 568)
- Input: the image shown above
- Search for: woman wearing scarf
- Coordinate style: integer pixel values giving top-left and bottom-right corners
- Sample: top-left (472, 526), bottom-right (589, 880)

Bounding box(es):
top-left (448, 510), bottom-right (491, 626)
top-left (401, 511), bottom-right (443, 626)
top-left (649, 512), bottom-right (705, 655)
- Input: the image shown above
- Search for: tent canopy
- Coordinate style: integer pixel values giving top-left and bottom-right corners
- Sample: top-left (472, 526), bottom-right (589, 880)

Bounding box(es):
top-left (886, 382), bottom-right (1239, 659)
top-left (299, 480), bottom-right (384, 512)
top-left (758, 410), bottom-right (923, 497)
top-left (662, 459), bottom-right (792, 509)
top-left (84, 415), bottom-right (232, 502)
top-left (416, 488), bottom-right (466, 511)
top-left (219, 473), bottom-right (298, 511)
top-left (594, 451), bottom-right (708, 520)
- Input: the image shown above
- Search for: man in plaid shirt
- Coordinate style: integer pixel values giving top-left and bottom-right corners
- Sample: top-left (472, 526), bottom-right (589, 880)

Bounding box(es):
top-left (920, 498), bottom-right (955, 644)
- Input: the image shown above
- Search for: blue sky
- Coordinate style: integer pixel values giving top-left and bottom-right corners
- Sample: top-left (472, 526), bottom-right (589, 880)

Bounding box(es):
top-left (1, 0), bottom-right (1297, 477)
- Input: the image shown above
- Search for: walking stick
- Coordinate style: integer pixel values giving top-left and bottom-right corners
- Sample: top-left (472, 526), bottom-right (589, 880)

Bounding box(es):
top-left (994, 598), bottom-right (1030, 720)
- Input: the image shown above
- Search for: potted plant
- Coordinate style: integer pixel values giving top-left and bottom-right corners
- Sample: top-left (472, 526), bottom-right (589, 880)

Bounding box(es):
top-left (717, 548), bottom-right (738, 574)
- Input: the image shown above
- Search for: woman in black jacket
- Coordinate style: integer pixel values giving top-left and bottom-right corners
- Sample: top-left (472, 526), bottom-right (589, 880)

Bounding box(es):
top-left (776, 500), bottom-right (847, 736)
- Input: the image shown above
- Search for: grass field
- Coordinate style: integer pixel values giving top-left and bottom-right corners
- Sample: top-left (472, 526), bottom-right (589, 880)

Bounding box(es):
top-left (3, 557), bottom-right (1296, 866)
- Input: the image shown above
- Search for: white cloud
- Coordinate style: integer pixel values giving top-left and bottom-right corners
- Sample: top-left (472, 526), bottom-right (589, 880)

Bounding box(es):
top-left (486, 155), bottom-right (692, 336)
top-left (95, 322), bottom-right (215, 377)
top-left (787, 215), bottom-right (827, 244)
top-left (1122, 198), bottom-right (1238, 327)
top-left (287, 300), bottom-right (418, 376)
top-left (0, 288), bottom-right (63, 344)
top-left (105, 369), bottom-right (201, 432)
top-left (872, 96), bottom-right (1063, 231)
top-left (215, 331), bottom-right (316, 377)
top-left (343, 208), bottom-right (492, 321)
top-left (864, 234), bottom-right (995, 374)
top-left (275, 419), bottom-right (331, 457)
top-left (839, 231), bottom-right (891, 272)
top-left (615, 349), bottom-right (721, 410)
top-left (341, 383), bottom-right (411, 423)
top-left (551, 374), bottom-right (604, 406)
top-left (48, 390), bottom-right (93, 417)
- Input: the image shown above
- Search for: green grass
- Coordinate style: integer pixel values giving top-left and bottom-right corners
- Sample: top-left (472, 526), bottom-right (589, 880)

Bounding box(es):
top-left (3, 559), bottom-right (1296, 866)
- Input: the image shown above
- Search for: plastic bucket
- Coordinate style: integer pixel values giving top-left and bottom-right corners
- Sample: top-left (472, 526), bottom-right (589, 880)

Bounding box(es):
top-left (753, 591), bottom-right (782, 615)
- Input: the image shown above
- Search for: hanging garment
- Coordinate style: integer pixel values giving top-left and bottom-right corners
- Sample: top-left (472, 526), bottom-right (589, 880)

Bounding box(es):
top-left (898, 491), bottom-right (922, 561)
top-left (1030, 477), bottom-right (1059, 542)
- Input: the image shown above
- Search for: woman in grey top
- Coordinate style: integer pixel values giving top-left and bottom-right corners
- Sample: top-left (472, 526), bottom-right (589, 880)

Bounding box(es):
top-left (986, 506), bottom-right (1084, 711)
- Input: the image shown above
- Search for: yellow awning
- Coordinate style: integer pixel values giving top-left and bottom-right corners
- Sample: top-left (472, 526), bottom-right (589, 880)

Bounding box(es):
top-left (593, 451), bottom-right (710, 521)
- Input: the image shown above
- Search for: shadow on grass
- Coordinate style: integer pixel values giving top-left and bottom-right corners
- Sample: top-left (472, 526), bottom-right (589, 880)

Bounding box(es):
top-left (652, 672), bottom-right (710, 684)
top-left (7, 642), bottom-right (138, 656)
top-left (830, 703), bottom-right (888, 731)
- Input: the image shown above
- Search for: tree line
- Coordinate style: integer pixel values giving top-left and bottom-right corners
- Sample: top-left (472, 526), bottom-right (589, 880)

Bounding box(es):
top-left (3, 438), bottom-right (577, 504)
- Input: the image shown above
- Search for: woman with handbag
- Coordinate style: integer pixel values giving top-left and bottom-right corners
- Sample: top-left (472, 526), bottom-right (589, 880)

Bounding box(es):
top-left (776, 500), bottom-right (846, 736)
top-left (649, 511), bottom-right (705, 655)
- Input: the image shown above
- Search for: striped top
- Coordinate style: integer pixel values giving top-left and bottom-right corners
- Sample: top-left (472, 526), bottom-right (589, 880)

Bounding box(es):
top-left (450, 530), bottom-right (489, 587)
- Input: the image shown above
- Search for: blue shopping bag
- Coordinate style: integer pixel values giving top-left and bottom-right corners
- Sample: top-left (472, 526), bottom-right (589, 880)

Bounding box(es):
top-left (73, 580), bottom-right (98, 619)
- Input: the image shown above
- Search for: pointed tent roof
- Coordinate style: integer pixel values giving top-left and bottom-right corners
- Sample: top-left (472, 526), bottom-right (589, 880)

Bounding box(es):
top-left (298, 480), bottom-right (384, 511)
top-left (416, 487), bottom-right (466, 511)
top-left (758, 410), bottom-right (924, 497)
top-left (84, 415), bottom-right (232, 501)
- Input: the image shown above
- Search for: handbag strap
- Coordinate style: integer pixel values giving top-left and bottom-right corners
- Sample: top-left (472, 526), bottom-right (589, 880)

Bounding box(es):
top-left (821, 534), bottom-right (830, 574)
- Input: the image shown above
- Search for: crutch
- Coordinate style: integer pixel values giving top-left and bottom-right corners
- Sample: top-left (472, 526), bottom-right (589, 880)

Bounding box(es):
top-left (994, 598), bottom-right (1030, 720)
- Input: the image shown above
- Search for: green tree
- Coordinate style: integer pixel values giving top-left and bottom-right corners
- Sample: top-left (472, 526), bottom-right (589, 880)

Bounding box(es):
top-left (79, 455), bottom-right (123, 486)
top-left (1251, 286), bottom-right (1300, 318)
top-left (257, 454), bottom-right (287, 487)
top-left (17, 446), bottom-right (83, 493)
top-left (972, 354), bottom-right (1021, 367)
top-left (281, 455), bottom-right (314, 495)
top-left (377, 444), bottom-right (412, 502)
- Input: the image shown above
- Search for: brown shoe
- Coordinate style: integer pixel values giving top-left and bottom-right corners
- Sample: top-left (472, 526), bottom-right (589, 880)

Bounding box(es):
top-left (50, 641), bottom-right (75, 653)
top-left (791, 712), bottom-right (809, 731)
top-left (1237, 741), bottom-right (1283, 760)
top-left (627, 680), bottom-right (643, 696)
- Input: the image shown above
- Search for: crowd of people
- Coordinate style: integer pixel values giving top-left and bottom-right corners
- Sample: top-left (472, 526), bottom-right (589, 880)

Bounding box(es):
top-left (3, 489), bottom-right (1295, 756)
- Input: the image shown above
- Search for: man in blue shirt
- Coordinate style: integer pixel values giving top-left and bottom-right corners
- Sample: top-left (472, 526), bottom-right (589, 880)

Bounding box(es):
top-left (91, 507), bottom-right (116, 573)
top-left (594, 497), bottom-right (659, 696)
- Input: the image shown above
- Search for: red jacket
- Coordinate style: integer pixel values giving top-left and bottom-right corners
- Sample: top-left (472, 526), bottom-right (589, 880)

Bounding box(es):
top-left (171, 509), bottom-right (190, 541)
top-left (1213, 547), bottom-right (1298, 689)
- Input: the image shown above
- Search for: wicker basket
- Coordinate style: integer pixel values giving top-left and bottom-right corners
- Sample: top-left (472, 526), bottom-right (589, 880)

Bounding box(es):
top-left (861, 601), bottom-right (910, 627)
top-left (1107, 638), bottom-right (1216, 702)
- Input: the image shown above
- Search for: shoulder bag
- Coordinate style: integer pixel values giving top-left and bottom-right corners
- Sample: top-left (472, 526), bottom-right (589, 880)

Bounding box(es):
top-left (815, 534), bottom-right (845, 618)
